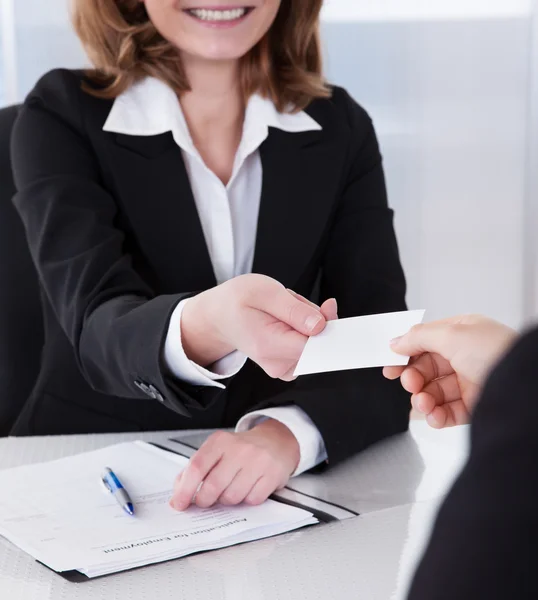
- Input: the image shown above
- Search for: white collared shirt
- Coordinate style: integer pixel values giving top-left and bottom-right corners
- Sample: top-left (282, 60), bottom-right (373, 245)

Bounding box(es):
top-left (104, 77), bottom-right (328, 475)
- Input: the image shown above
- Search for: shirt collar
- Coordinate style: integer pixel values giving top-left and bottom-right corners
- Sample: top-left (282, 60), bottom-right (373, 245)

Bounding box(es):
top-left (103, 76), bottom-right (322, 159)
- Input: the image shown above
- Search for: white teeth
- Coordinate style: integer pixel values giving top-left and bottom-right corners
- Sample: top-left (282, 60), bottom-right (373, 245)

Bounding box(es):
top-left (190, 8), bottom-right (247, 22)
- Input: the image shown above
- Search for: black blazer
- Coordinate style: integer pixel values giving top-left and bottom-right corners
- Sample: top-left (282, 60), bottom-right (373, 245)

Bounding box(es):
top-left (10, 69), bottom-right (410, 466)
top-left (408, 327), bottom-right (538, 599)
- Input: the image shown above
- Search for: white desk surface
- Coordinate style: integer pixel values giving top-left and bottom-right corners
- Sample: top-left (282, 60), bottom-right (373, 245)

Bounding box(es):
top-left (0, 421), bottom-right (469, 600)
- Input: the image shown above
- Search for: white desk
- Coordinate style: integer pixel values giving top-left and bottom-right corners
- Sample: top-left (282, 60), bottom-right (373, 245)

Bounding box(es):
top-left (0, 422), bottom-right (469, 600)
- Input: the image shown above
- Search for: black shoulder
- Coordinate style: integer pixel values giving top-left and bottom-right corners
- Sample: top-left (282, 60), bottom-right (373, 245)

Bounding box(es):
top-left (329, 85), bottom-right (373, 127)
top-left (20, 69), bottom-right (86, 129)
top-left (477, 326), bottom-right (538, 424)
top-left (306, 85), bottom-right (374, 140)
top-left (25, 69), bottom-right (88, 106)
top-left (20, 69), bottom-right (112, 134)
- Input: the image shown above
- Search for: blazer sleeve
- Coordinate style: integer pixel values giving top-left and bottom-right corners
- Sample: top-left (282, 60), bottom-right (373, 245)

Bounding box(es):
top-left (407, 328), bottom-right (538, 600)
top-left (251, 90), bottom-right (411, 467)
top-left (10, 71), bottom-right (221, 417)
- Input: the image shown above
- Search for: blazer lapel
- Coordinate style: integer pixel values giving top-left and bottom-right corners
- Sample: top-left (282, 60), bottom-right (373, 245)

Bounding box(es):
top-left (253, 127), bottom-right (345, 288)
top-left (108, 132), bottom-right (217, 292)
top-left (106, 113), bottom-right (346, 294)
top-left (114, 131), bottom-right (177, 159)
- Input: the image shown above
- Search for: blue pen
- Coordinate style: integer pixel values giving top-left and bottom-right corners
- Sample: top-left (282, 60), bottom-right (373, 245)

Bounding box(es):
top-left (101, 467), bottom-right (135, 516)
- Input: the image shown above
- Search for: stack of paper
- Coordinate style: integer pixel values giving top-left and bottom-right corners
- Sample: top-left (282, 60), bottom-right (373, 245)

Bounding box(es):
top-left (0, 442), bottom-right (316, 578)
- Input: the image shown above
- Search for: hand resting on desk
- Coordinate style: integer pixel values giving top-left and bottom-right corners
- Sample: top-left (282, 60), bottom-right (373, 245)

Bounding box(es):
top-left (170, 419), bottom-right (300, 510)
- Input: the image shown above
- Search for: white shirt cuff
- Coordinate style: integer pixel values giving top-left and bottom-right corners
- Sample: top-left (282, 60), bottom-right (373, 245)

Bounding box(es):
top-left (164, 298), bottom-right (247, 388)
top-left (236, 406), bottom-right (328, 476)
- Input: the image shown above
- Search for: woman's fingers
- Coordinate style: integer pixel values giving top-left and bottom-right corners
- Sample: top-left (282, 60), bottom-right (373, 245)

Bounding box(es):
top-left (286, 289), bottom-right (320, 311)
top-left (170, 426), bottom-right (294, 512)
top-left (286, 290), bottom-right (338, 323)
top-left (193, 455), bottom-right (243, 508)
top-left (218, 469), bottom-right (263, 506)
top-left (171, 431), bottom-right (229, 510)
top-left (250, 284), bottom-right (325, 336)
top-left (270, 294), bottom-right (336, 381)
top-left (279, 363), bottom-right (299, 382)
top-left (274, 297), bottom-right (337, 382)
top-left (244, 475), bottom-right (280, 506)
top-left (320, 298), bottom-right (338, 321)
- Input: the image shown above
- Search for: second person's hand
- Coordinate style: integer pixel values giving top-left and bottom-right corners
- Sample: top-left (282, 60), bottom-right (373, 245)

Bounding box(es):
top-left (383, 315), bottom-right (517, 428)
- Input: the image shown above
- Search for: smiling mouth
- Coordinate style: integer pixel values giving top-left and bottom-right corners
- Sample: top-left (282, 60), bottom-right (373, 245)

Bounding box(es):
top-left (185, 7), bottom-right (254, 23)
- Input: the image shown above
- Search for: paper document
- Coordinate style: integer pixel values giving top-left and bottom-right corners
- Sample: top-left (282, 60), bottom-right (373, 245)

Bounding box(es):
top-left (0, 442), bottom-right (316, 578)
top-left (295, 310), bottom-right (425, 376)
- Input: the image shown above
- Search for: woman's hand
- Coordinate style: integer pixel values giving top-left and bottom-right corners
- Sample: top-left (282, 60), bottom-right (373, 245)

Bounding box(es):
top-left (181, 274), bottom-right (337, 381)
top-left (169, 419), bottom-right (300, 511)
top-left (383, 315), bottom-right (517, 428)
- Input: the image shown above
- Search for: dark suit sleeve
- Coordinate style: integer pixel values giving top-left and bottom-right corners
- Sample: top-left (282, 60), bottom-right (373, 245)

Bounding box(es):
top-left (407, 328), bottom-right (538, 600)
top-left (10, 71), bottom-right (220, 417)
top-left (252, 90), bottom-right (411, 467)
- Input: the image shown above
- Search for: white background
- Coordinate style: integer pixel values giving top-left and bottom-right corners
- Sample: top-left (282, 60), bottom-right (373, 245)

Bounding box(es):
top-left (1, 0), bottom-right (537, 328)
top-left (321, 0), bottom-right (532, 21)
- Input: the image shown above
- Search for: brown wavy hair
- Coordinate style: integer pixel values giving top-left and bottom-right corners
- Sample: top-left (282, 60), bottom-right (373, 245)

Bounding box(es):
top-left (72, 0), bottom-right (331, 112)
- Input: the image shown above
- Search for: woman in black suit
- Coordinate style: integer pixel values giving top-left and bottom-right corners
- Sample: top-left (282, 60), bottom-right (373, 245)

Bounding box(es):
top-left (11, 0), bottom-right (409, 510)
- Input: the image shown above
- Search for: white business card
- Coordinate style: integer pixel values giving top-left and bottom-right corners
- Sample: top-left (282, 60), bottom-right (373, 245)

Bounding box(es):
top-left (294, 310), bottom-right (426, 377)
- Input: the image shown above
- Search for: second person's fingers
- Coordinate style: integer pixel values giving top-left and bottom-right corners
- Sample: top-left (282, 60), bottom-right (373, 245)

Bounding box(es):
top-left (420, 372), bottom-right (462, 406)
top-left (390, 319), bottom-right (464, 359)
top-left (401, 353), bottom-right (453, 391)
top-left (426, 406), bottom-right (449, 429)
top-left (383, 365), bottom-right (405, 380)
top-left (401, 367), bottom-right (426, 395)
top-left (435, 399), bottom-right (470, 428)
top-left (411, 392), bottom-right (437, 416)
